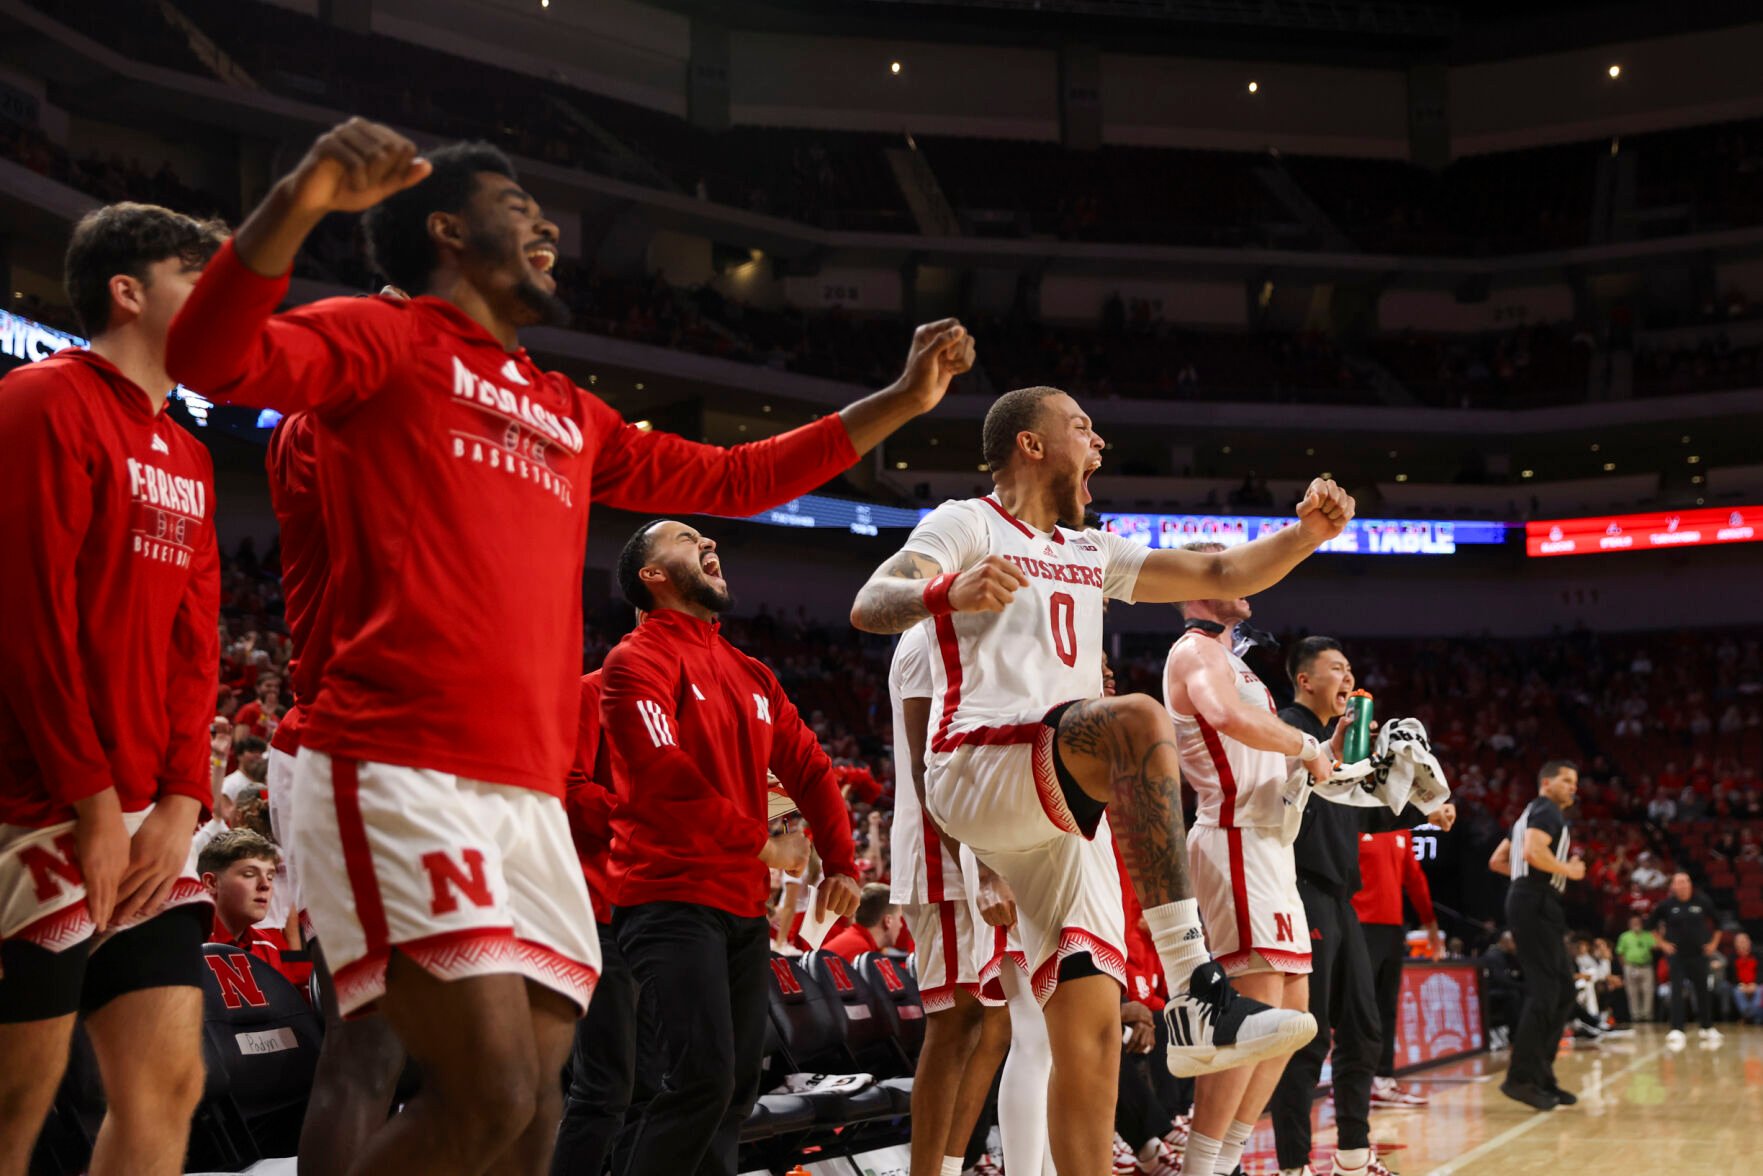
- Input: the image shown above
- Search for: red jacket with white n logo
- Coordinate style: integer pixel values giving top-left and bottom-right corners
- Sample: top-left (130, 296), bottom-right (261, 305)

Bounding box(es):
top-left (601, 609), bottom-right (857, 918)
top-left (0, 348), bottom-right (219, 827)
top-left (166, 241), bottom-right (858, 796)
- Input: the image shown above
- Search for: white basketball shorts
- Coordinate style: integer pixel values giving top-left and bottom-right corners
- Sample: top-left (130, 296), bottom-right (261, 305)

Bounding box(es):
top-left (1187, 822), bottom-right (1311, 976)
top-left (926, 717), bottom-right (1127, 1006)
top-left (290, 749), bottom-right (600, 1017)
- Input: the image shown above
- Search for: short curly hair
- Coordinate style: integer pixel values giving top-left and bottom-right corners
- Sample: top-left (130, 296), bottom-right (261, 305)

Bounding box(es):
top-left (363, 141), bottom-right (516, 295)
top-left (64, 202), bottom-right (227, 337)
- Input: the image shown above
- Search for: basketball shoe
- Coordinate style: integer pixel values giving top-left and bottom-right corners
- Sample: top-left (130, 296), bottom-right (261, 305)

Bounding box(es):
top-left (1370, 1076), bottom-right (1429, 1107)
top-left (1166, 962), bottom-right (1319, 1078)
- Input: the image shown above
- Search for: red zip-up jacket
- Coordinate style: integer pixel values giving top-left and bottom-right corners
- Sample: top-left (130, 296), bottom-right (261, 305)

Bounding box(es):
top-left (566, 670), bottom-right (615, 925)
top-left (166, 241), bottom-right (858, 795)
top-left (265, 411), bottom-right (326, 757)
top-left (0, 349), bottom-right (219, 827)
top-left (601, 610), bottom-right (857, 917)
top-left (1353, 829), bottom-right (1436, 927)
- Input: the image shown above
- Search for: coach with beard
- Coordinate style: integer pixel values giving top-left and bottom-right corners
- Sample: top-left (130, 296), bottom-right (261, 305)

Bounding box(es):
top-left (600, 519), bottom-right (862, 1176)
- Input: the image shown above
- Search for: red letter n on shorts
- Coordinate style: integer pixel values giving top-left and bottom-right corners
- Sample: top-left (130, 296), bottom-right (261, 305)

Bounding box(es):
top-left (19, 834), bottom-right (83, 902)
top-left (421, 849), bottom-right (495, 916)
top-left (1273, 913), bottom-right (1295, 943)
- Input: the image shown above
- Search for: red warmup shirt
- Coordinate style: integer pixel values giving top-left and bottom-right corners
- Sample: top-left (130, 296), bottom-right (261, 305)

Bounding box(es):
top-left (1734, 953), bottom-right (1758, 986)
top-left (265, 411), bottom-right (327, 757)
top-left (566, 671), bottom-right (615, 925)
top-left (602, 609), bottom-right (858, 917)
top-left (166, 241), bottom-right (859, 795)
top-left (823, 923), bottom-right (881, 963)
top-left (0, 349), bottom-right (219, 827)
top-left (1352, 829), bottom-right (1436, 927)
top-left (1115, 839), bottom-right (1166, 1010)
top-left (211, 916), bottom-right (314, 998)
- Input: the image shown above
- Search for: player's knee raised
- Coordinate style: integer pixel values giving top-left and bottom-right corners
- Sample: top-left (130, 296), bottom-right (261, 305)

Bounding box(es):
top-left (1109, 693), bottom-right (1172, 741)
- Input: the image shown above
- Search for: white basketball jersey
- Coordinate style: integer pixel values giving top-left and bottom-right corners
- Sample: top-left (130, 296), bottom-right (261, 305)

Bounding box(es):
top-left (1164, 632), bottom-right (1287, 829)
top-left (902, 496), bottom-right (1146, 751)
top-left (888, 622), bottom-right (961, 904)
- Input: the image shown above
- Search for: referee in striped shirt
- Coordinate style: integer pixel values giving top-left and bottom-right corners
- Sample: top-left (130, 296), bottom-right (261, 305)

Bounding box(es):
top-left (1489, 760), bottom-right (1584, 1111)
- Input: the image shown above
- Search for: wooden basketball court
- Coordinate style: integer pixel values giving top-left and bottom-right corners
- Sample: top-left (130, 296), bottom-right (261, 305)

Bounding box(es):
top-left (1239, 1024), bottom-right (1758, 1175)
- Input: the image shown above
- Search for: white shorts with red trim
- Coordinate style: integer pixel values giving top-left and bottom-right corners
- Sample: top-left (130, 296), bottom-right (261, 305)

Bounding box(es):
top-left (1187, 822), bottom-right (1311, 977)
top-left (907, 897), bottom-right (1007, 1014)
top-left (926, 725), bottom-right (1127, 1006)
top-left (1, 808), bottom-right (210, 953)
top-left (290, 749), bottom-right (600, 1017)
top-left (265, 747), bottom-right (300, 938)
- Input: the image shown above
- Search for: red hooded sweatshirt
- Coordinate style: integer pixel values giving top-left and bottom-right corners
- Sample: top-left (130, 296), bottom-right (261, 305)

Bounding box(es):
top-left (265, 410), bottom-right (326, 757)
top-left (166, 241), bottom-right (858, 795)
top-left (0, 348), bottom-right (219, 827)
top-left (601, 610), bottom-right (856, 918)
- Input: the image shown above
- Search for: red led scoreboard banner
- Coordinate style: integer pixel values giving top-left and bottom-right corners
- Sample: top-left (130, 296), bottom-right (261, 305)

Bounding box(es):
top-left (1392, 962), bottom-right (1484, 1071)
top-left (1526, 507), bottom-right (1761, 558)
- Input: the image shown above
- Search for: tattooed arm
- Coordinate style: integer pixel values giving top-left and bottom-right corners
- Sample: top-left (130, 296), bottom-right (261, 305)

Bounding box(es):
top-left (849, 548), bottom-right (1031, 634)
top-left (850, 549), bottom-right (945, 634)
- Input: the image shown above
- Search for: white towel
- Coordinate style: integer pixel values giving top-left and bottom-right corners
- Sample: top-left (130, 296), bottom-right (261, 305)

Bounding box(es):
top-left (1277, 717), bottom-right (1452, 846)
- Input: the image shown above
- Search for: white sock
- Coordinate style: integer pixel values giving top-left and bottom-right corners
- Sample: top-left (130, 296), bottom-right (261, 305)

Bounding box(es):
top-left (997, 963), bottom-right (1055, 1176)
top-left (942, 1158), bottom-right (963, 1176)
top-left (1144, 898), bottom-right (1208, 992)
top-left (1215, 1119), bottom-right (1252, 1173)
top-left (1335, 1146), bottom-right (1370, 1172)
top-left (1185, 1130), bottom-right (1223, 1176)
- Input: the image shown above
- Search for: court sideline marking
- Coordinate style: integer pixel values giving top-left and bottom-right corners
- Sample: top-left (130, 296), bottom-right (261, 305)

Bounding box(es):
top-left (1421, 1044), bottom-right (1668, 1176)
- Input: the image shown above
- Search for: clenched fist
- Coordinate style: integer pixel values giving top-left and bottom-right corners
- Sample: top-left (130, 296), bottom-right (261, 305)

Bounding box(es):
top-left (284, 117), bottom-right (432, 217)
top-left (895, 319), bottom-right (977, 413)
top-left (1294, 477), bottom-right (1355, 544)
top-left (949, 555), bottom-right (1030, 614)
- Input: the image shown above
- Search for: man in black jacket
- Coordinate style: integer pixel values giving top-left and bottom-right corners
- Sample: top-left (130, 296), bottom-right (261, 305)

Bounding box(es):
top-left (1655, 872), bottom-right (1722, 1047)
top-left (1267, 637), bottom-right (1455, 1176)
top-left (1481, 931), bottom-right (1524, 1049)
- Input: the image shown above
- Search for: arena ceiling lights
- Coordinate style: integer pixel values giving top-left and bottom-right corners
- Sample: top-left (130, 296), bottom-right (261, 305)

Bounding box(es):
top-left (847, 0), bottom-right (1459, 36)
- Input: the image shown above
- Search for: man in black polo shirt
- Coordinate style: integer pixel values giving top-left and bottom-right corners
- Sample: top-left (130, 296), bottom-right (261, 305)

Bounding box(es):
top-left (1490, 760), bottom-right (1582, 1111)
top-left (1654, 871), bottom-right (1722, 1048)
top-left (1268, 637), bottom-right (1456, 1176)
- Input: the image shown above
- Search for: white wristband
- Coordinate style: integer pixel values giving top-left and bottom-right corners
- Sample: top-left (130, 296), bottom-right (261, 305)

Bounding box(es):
top-left (1298, 733), bottom-right (1324, 765)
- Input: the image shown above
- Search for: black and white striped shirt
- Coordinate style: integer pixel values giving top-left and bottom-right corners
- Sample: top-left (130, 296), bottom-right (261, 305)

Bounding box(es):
top-left (1510, 796), bottom-right (1570, 896)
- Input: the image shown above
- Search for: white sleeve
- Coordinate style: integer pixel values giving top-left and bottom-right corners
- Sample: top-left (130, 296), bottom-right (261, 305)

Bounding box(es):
top-left (891, 623), bottom-right (935, 700)
top-left (900, 499), bottom-right (989, 575)
top-left (1089, 527), bottom-right (1150, 603)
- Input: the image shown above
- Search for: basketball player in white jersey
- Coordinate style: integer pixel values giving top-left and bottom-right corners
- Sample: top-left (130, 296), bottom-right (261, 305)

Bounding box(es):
top-left (890, 623), bottom-right (1013, 1176)
top-left (851, 385), bottom-right (1352, 1173)
top-left (1163, 559), bottom-right (1328, 1176)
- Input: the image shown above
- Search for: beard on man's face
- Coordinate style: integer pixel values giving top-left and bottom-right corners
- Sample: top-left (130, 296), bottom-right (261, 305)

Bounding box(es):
top-left (465, 219), bottom-right (572, 327)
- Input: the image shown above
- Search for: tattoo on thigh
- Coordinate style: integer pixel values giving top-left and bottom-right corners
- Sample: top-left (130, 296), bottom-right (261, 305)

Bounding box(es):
top-left (1057, 701), bottom-right (1192, 907)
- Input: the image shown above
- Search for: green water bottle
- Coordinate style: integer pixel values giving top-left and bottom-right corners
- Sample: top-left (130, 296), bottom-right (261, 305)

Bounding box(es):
top-left (1342, 689), bottom-right (1374, 763)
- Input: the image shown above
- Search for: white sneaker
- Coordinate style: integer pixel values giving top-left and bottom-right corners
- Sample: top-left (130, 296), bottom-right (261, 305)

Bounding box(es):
top-left (1704, 1027), bottom-right (1724, 1043)
top-left (1163, 1113), bottom-right (1192, 1151)
top-left (1370, 1075), bottom-right (1429, 1107)
top-left (1666, 1028), bottom-right (1687, 1049)
top-left (1138, 1138), bottom-right (1184, 1176)
top-left (1331, 1148), bottom-right (1393, 1176)
top-left (1166, 962), bottom-right (1319, 1078)
top-left (1112, 1133), bottom-right (1140, 1176)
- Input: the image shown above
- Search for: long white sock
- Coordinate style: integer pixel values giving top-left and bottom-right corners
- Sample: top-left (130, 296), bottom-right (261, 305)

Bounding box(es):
top-left (1185, 1129), bottom-right (1223, 1176)
top-left (1215, 1119), bottom-right (1253, 1174)
top-left (997, 962), bottom-right (1056, 1176)
top-left (1335, 1145), bottom-right (1370, 1172)
top-left (941, 1158), bottom-right (963, 1176)
top-left (1144, 897), bottom-right (1209, 992)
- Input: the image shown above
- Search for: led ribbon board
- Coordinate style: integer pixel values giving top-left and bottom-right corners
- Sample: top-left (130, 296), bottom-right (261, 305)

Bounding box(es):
top-left (1526, 507), bottom-right (1761, 557)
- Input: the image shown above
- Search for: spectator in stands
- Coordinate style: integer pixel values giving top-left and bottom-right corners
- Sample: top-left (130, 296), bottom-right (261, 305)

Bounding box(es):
top-left (219, 735), bottom-right (268, 818)
top-left (198, 829), bottom-right (311, 995)
top-left (821, 883), bottom-right (904, 963)
top-left (1729, 932), bottom-right (1762, 1026)
top-left (1616, 915), bottom-right (1658, 1022)
top-left (232, 671), bottom-right (283, 741)
top-left (603, 520), bottom-right (861, 1175)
